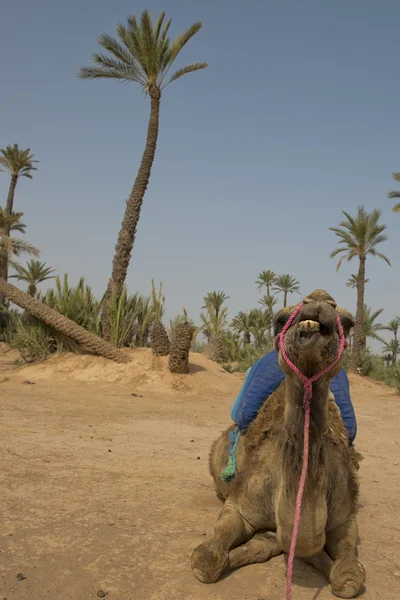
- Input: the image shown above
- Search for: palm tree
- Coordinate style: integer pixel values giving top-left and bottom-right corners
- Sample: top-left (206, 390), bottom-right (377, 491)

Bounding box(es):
top-left (256, 270), bottom-right (276, 296)
top-left (382, 339), bottom-right (400, 366)
top-left (387, 172), bottom-right (400, 213)
top-left (79, 10), bottom-right (208, 340)
top-left (272, 274), bottom-right (300, 308)
top-left (249, 309), bottom-right (272, 350)
top-left (0, 279), bottom-right (127, 363)
top-left (0, 144), bottom-right (38, 283)
top-left (202, 291), bottom-right (229, 320)
top-left (10, 259), bottom-right (56, 296)
top-left (346, 273), bottom-right (369, 289)
top-left (330, 207), bottom-right (390, 371)
top-left (385, 318), bottom-right (400, 345)
top-left (362, 305), bottom-right (385, 349)
top-left (0, 210), bottom-right (39, 271)
top-left (231, 311), bottom-right (255, 346)
top-left (201, 299), bottom-right (228, 363)
top-left (0, 144), bottom-right (38, 217)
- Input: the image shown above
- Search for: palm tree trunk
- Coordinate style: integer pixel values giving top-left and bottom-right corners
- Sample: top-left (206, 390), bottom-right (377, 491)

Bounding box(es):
top-left (243, 331), bottom-right (251, 345)
top-left (350, 257), bottom-right (366, 372)
top-left (28, 283), bottom-right (37, 297)
top-left (0, 279), bottom-right (129, 363)
top-left (283, 291), bottom-right (287, 308)
top-left (5, 174), bottom-right (18, 218)
top-left (0, 175), bottom-right (19, 302)
top-left (101, 88), bottom-right (161, 341)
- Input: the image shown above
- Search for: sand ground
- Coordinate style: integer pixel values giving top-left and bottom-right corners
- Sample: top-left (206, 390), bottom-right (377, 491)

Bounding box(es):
top-left (0, 347), bottom-right (399, 600)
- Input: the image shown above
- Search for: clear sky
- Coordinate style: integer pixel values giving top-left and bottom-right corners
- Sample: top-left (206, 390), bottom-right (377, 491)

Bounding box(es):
top-left (1, 0), bottom-right (399, 351)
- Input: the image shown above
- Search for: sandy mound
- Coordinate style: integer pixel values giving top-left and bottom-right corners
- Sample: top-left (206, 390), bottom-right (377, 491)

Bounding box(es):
top-left (0, 342), bottom-right (22, 373)
top-left (5, 348), bottom-right (241, 397)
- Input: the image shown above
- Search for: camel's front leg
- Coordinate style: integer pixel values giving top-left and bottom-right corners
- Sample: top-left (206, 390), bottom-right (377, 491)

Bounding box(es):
top-left (191, 501), bottom-right (255, 583)
top-left (325, 518), bottom-right (366, 599)
top-left (228, 531), bottom-right (282, 570)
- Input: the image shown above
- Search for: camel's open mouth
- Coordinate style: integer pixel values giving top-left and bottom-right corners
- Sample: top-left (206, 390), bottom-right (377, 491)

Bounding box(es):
top-left (298, 319), bottom-right (329, 345)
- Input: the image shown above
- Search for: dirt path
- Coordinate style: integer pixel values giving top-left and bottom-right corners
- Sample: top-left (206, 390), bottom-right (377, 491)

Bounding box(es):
top-left (0, 354), bottom-right (399, 600)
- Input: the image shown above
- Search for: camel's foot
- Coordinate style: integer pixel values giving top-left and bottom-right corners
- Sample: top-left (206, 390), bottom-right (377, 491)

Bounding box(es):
top-left (191, 540), bottom-right (228, 584)
top-left (330, 553), bottom-right (366, 598)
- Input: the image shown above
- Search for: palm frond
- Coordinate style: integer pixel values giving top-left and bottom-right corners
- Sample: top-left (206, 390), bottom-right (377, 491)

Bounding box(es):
top-left (163, 62), bottom-right (209, 88)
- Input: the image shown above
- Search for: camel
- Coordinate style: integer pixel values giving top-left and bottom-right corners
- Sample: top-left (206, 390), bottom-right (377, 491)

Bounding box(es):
top-left (191, 289), bottom-right (366, 598)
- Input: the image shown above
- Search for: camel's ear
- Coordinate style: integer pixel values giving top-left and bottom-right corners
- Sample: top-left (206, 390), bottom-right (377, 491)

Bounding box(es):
top-left (337, 308), bottom-right (354, 338)
top-left (273, 305), bottom-right (298, 337)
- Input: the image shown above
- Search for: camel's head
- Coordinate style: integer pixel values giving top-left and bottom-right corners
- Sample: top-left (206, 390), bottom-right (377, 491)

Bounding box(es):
top-left (274, 289), bottom-right (354, 379)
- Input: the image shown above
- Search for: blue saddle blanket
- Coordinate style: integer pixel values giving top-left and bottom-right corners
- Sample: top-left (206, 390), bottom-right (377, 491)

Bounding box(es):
top-left (230, 350), bottom-right (357, 444)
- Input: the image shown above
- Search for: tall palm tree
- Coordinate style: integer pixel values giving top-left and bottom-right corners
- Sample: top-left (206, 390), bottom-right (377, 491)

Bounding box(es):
top-left (387, 172), bottom-right (400, 213)
top-left (330, 207), bottom-right (390, 371)
top-left (202, 291), bottom-right (229, 320)
top-left (231, 311), bottom-right (255, 346)
top-left (10, 259), bottom-right (56, 296)
top-left (79, 10), bottom-right (208, 340)
top-left (346, 273), bottom-right (369, 289)
top-left (255, 270), bottom-right (276, 296)
top-left (362, 305), bottom-right (385, 350)
top-left (0, 144), bottom-right (38, 217)
top-left (0, 144), bottom-right (38, 283)
top-left (272, 274), bottom-right (300, 308)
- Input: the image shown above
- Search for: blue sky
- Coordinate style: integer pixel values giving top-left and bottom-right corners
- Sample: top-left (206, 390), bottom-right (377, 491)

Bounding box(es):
top-left (1, 0), bottom-right (399, 351)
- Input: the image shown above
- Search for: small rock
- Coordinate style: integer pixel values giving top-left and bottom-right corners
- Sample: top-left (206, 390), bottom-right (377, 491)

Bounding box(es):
top-left (197, 456), bottom-right (201, 460)
top-left (97, 590), bottom-right (106, 598)
top-left (190, 439), bottom-right (194, 442)
top-left (108, 449), bottom-right (112, 453)
top-left (394, 462), bottom-right (399, 466)
top-left (201, 532), bottom-right (207, 536)
top-left (22, 380), bottom-right (34, 385)
top-left (16, 573), bottom-right (26, 581)
top-left (394, 570), bottom-right (400, 578)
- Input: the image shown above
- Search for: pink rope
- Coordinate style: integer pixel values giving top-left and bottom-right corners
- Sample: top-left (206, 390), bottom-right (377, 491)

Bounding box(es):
top-left (279, 303), bottom-right (346, 600)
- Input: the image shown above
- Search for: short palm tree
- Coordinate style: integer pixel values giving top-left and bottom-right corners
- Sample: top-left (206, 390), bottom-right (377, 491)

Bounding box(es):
top-left (382, 339), bottom-right (400, 366)
top-left (11, 259), bottom-right (56, 296)
top-left (330, 207), bottom-right (390, 371)
top-left (0, 144), bottom-right (38, 283)
top-left (255, 270), bottom-right (276, 296)
top-left (272, 274), bottom-right (300, 308)
top-left (346, 273), bottom-right (369, 289)
top-left (249, 308), bottom-right (272, 350)
top-left (79, 10), bottom-right (208, 341)
top-left (231, 310), bottom-right (255, 346)
top-left (387, 172), bottom-right (400, 213)
top-left (385, 318), bottom-right (400, 344)
top-left (202, 291), bottom-right (229, 320)
top-left (362, 305), bottom-right (385, 349)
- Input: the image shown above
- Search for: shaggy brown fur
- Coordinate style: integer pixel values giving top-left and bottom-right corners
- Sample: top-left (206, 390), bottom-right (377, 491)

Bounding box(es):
top-left (192, 290), bottom-right (366, 599)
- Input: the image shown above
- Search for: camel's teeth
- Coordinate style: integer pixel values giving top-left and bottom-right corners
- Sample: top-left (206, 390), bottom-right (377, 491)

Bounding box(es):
top-left (298, 320), bottom-right (320, 331)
